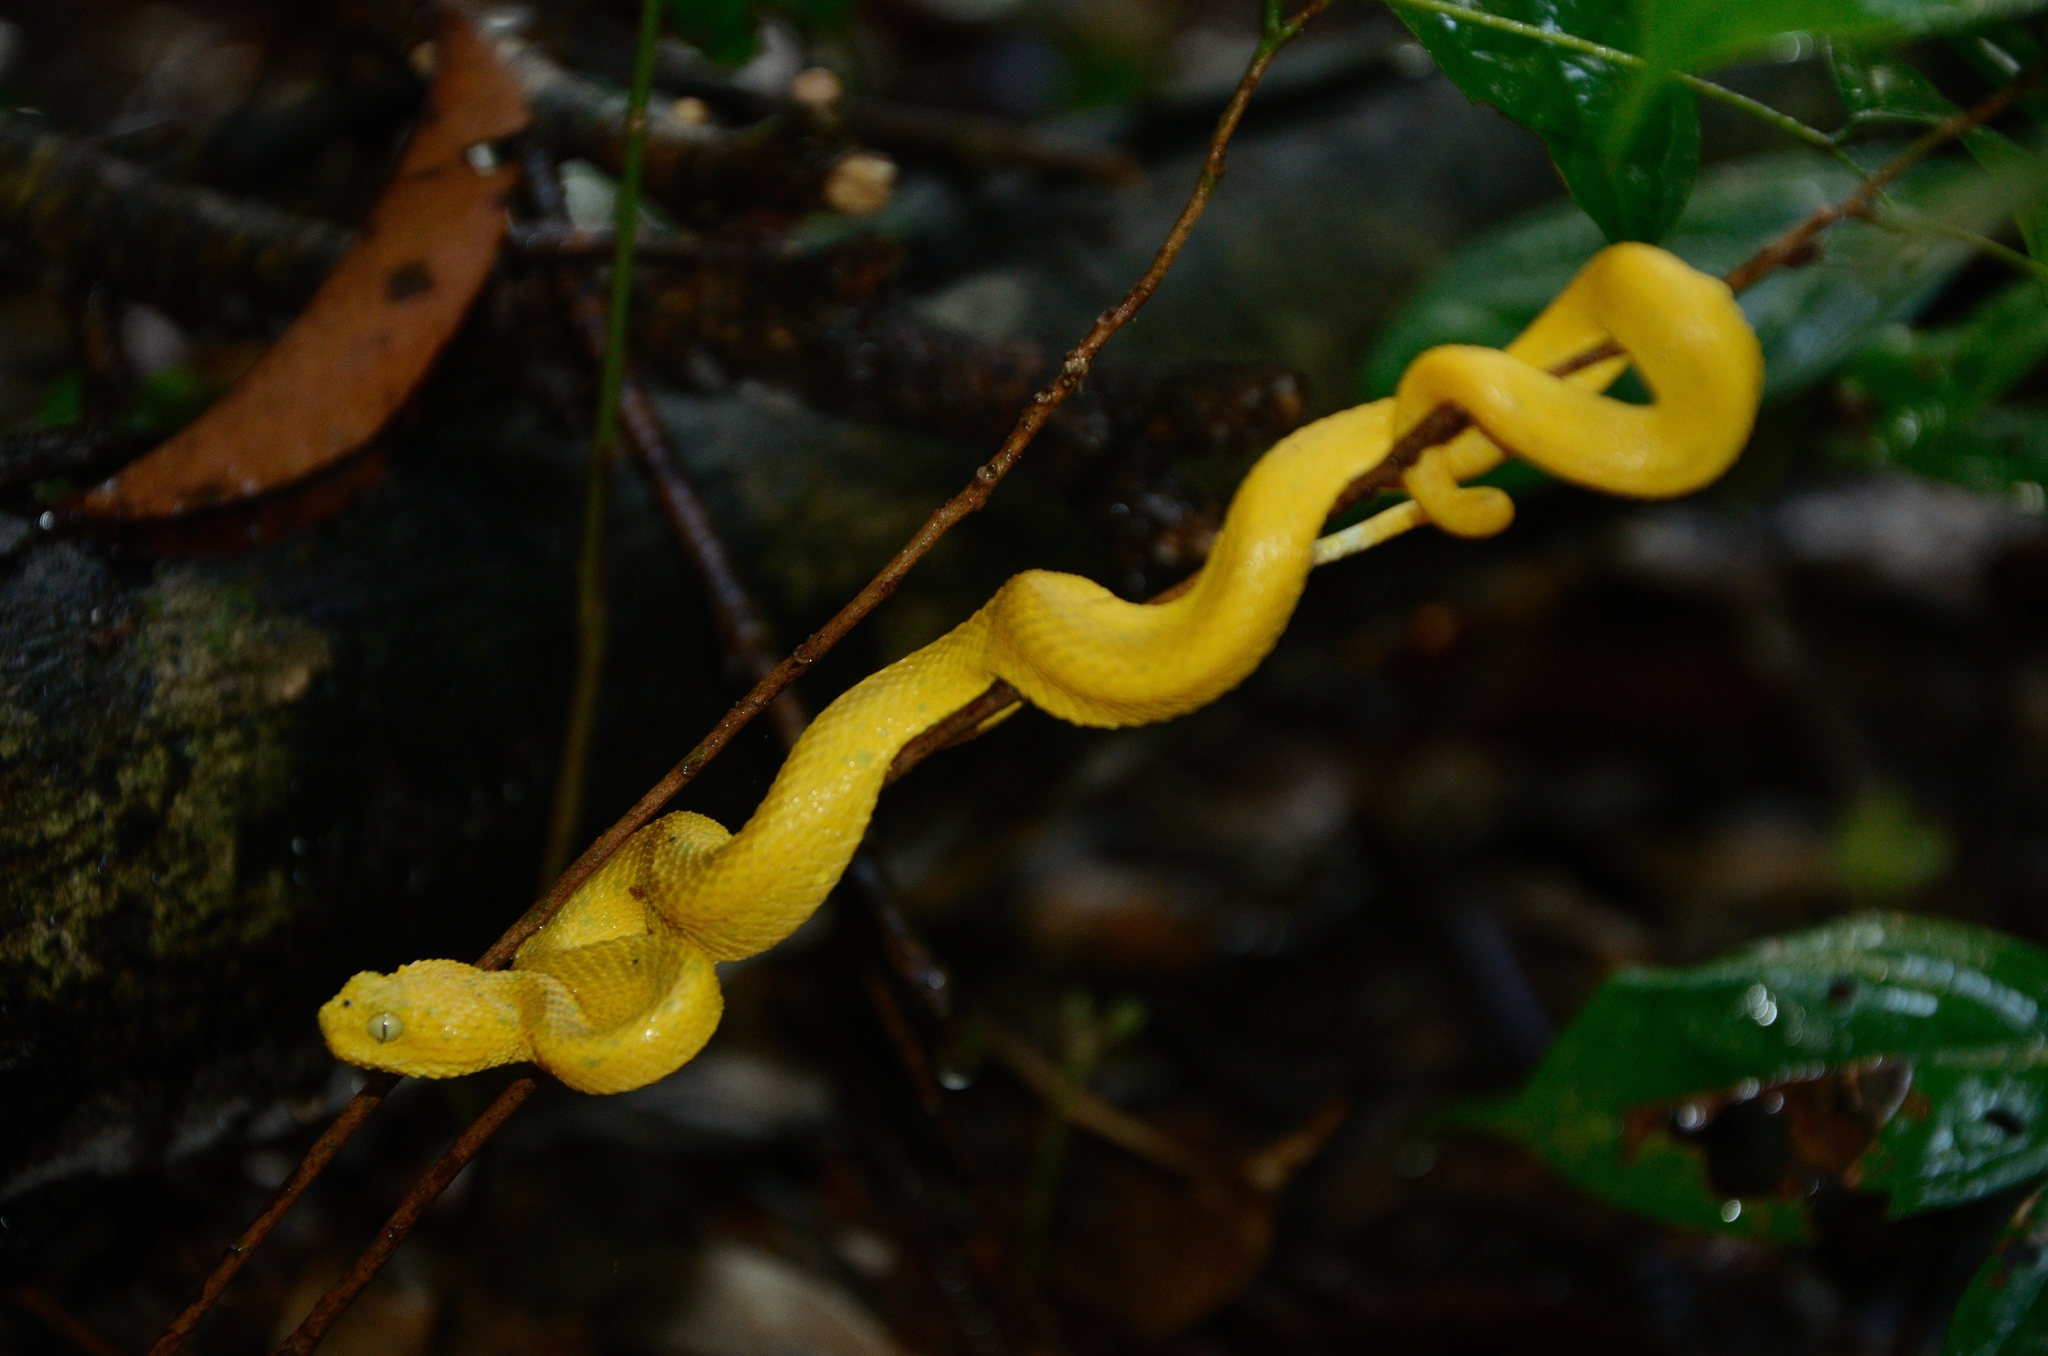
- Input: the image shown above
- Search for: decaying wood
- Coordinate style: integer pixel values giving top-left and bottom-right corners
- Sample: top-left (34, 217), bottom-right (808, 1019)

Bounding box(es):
top-left (491, 30), bottom-right (896, 222)
top-left (0, 116), bottom-right (350, 333)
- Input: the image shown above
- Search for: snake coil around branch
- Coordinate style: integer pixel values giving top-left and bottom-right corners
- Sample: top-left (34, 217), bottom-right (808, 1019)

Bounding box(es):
top-left (322, 243), bottom-right (1762, 1094)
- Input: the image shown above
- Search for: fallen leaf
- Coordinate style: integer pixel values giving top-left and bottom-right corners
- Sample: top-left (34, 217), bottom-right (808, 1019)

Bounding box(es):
top-left (1051, 1101), bottom-right (1346, 1340)
top-left (71, 9), bottom-right (527, 536)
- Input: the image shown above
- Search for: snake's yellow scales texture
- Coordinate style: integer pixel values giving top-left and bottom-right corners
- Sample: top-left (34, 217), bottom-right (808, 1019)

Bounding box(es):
top-left (322, 244), bottom-right (1763, 1093)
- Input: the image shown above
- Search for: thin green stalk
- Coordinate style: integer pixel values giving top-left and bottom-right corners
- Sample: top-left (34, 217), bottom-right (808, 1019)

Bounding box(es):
top-left (540, 0), bottom-right (663, 883)
top-left (1381, 0), bottom-right (1838, 152)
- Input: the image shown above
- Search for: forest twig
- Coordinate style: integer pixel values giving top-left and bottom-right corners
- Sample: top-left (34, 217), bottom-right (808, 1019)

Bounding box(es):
top-left (492, 28), bottom-right (895, 221)
top-left (1721, 67), bottom-right (2044, 293)
top-left (269, 1077), bottom-right (538, 1356)
top-left (542, 183), bottom-right (812, 749)
top-left (538, 0), bottom-right (664, 883)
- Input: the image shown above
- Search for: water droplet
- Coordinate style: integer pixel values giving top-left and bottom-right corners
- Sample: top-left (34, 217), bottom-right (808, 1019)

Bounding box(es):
top-left (1744, 983), bottom-right (1779, 1026)
top-left (1720, 1199), bottom-right (1743, 1223)
top-left (1675, 1102), bottom-right (1708, 1132)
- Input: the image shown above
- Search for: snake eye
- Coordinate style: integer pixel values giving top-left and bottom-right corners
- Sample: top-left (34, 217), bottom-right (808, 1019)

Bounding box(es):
top-left (367, 1012), bottom-right (403, 1043)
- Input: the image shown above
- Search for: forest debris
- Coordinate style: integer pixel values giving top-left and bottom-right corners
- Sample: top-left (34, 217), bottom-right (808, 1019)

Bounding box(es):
top-left (657, 1241), bottom-right (906, 1356)
top-left (982, 1018), bottom-right (1213, 1178)
top-left (70, 10), bottom-right (526, 530)
top-left (0, 114), bottom-right (350, 333)
top-left (490, 27), bottom-right (893, 224)
top-left (635, 244), bottom-right (1306, 488)
top-left (1051, 1102), bottom-right (1346, 1339)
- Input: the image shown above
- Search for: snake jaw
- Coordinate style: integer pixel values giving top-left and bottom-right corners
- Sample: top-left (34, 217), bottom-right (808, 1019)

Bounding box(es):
top-left (319, 961), bottom-right (533, 1079)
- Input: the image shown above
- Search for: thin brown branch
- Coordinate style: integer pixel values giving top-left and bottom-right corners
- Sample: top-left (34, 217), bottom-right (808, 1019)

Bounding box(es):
top-left (1725, 69), bottom-right (2043, 293)
top-left (269, 1077), bottom-right (538, 1356)
top-left (559, 277), bottom-right (811, 748)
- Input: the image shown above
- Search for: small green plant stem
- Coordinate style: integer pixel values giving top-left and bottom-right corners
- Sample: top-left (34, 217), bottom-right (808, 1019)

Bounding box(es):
top-left (1380, 0), bottom-right (1840, 154)
top-left (1017, 994), bottom-right (1145, 1283)
top-left (539, 0), bottom-right (663, 883)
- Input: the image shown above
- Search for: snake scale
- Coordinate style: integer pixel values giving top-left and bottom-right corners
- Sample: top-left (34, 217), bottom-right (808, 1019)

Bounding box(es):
top-left (321, 243), bottom-right (1764, 1093)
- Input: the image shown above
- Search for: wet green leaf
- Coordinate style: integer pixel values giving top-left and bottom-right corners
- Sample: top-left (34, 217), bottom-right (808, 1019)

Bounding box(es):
top-left (38, 370), bottom-right (81, 429)
top-left (1363, 152), bottom-right (1988, 404)
top-left (1469, 915), bottom-right (2048, 1243)
top-left (669, 0), bottom-right (757, 68)
top-left (1839, 277), bottom-right (2048, 495)
top-left (1394, 0), bottom-right (1699, 242)
top-left (1944, 1187), bottom-right (2048, 1356)
top-left (1635, 0), bottom-right (2048, 79)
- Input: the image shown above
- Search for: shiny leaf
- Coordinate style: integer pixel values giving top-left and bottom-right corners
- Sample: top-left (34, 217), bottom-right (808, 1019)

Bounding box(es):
top-left (1395, 0), bottom-right (1699, 242)
top-left (1636, 0), bottom-right (2048, 77)
top-left (1839, 277), bottom-right (2048, 495)
top-left (1469, 915), bottom-right (2048, 1243)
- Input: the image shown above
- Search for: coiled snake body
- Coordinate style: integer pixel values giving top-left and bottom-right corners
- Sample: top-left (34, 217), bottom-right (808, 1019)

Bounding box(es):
top-left (321, 244), bottom-right (1763, 1093)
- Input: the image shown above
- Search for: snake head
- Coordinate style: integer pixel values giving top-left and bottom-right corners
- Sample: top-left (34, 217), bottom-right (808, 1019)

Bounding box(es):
top-left (319, 960), bottom-right (532, 1079)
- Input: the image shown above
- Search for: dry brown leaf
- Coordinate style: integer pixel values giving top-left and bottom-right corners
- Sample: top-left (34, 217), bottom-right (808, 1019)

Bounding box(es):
top-left (72, 9), bottom-right (527, 531)
top-left (1051, 1101), bottom-right (1347, 1340)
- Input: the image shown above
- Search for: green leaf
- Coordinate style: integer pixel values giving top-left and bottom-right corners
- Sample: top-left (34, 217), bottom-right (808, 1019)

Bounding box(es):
top-left (1943, 1187), bottom-right (2048, 1356)
top-left (1394, 0), bottom-right (1700, 242)
top-left (669, 0), bottom-right (757, 68)
top-left (1839, 277), bottom-right (2048, 494)
top-left (1637, 0), bottom-right (2048, 78)
top-left (1363, 151), bottom-right (1989, 404)
top-left (1469, 914), bottom-right (2048, 1243)
top-left (38, 371), bottom-right (81, 429)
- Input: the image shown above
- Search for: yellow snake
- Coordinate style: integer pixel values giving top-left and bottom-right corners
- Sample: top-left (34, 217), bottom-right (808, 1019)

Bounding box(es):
top-left (321, 244), bottom-right (1763, 1094)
